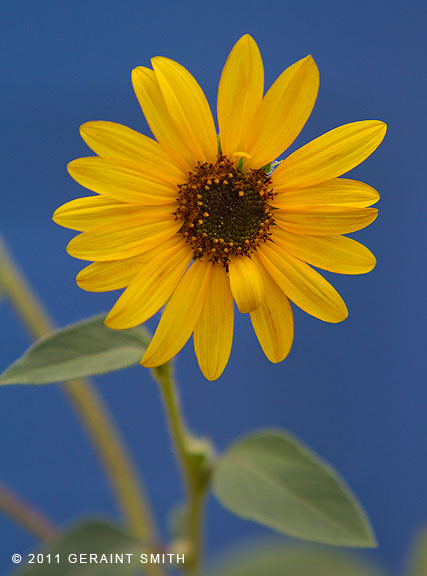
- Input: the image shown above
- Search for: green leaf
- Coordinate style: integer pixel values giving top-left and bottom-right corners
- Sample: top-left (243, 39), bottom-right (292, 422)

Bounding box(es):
top-left (406, 527), bottom-right (427, 576)
top-left (213, 430), bottom-right (376, 547)
top-left (14, 521), bottom-right (141, 575)
top-left (0, 314), bottom-right (151, 385)
top-left (205, 541), bottom-right (388, 576)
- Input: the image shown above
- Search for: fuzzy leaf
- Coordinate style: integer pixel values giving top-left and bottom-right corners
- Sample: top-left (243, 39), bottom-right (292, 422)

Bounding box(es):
top-left (0, 314), bottom-right (151, 385)
top-left (205, 541), bottom-right (388, 576)
top-left (14, 521), bottom-right (141, 575)
top-left (213, 430), bottom-right (376, 547)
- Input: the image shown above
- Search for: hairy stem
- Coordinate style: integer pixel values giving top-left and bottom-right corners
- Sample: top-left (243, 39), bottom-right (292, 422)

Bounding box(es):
top-left (0, 239), bottom-right (164, 576)
top-left (153, 362), bottom-right (209, 575)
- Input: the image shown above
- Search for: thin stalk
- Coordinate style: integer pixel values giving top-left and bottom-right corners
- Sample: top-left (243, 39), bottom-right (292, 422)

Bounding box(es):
top-left (153, 362), bottom-right (208, 576)
top-left (0, 239), bottom-right (164, 576)
top-left (186, 487), bottom-right (205, 574)
top-left (0, 482), bottom-right (58, 542)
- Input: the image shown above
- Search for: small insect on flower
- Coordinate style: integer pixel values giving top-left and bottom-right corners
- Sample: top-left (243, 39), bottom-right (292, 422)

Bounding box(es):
top-left (53, 34), bottom-right (386, 380)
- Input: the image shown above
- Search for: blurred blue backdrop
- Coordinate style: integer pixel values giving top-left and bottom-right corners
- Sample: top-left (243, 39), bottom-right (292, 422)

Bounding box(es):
top-left (1, 0), bottom-right (426, 574)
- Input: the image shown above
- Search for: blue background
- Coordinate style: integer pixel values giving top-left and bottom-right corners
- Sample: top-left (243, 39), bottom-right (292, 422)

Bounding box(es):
top-left (1, 0), bottom-right (426, 574)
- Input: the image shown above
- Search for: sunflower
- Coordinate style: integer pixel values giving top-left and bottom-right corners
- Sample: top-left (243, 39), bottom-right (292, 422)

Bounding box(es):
top-left (53, 34), bottom-right (386, 381)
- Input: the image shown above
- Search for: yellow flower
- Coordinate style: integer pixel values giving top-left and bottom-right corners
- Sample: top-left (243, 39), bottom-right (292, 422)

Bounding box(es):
top-left (53, 34), bottom-right (386, 381)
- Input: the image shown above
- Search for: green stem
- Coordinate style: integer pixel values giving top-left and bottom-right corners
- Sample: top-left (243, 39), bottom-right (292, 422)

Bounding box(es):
top-left (153, 362), bottom-right (209, 576)
top-left (0, 482), bottom-right (58, 542)
top-left (187, 488), bottom-right (205, 574)
top-left (0, 238), bottom-right (164, 576)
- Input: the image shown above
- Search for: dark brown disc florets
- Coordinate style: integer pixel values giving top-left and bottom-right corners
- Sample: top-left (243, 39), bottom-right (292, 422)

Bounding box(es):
top-left (175, 155), bottom-right (276, 266)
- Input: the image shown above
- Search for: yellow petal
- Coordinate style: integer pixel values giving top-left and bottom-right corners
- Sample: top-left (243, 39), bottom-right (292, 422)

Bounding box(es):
top-left (131, 66), bottom-right (196, 170)
top-left (272, 120), bottom-right (387, 189)
top-left (76, 236), bottom-right (185, 292)
top-left (53, 196), bottom-right (141, 231)
top-left (152, 57), bottom-right (218, 163)
top-left (79, 121), bottom-right (186, 183)
top-left (244, 55), bottom-right (319, 170)
top-left (141, 260), bottom-right (212, 367)
top-left (217, 34), bottom-right (264, 159)
top-left (67, 157), bottom-right (179, 205)
top-left (271, 178), bottom-right (380, 208)
top-left (272, 228), bottom-right (376, 274)
top-left (77, 256), bottom-right (147, 292)
top-left (67, 209), bottom-right (180, 261)
top-left (274, 205), bottom-right (378, 235)
top-left (258, 242), bottom-right (348, 323)
top-left (250, 254), bottom-right (294, 363)
top-left (193, 265), bottom-right (234, 381)
top-left (105, 241), bottom-right (192, 329)
top-left (228, 255), bottom-right (264, 313)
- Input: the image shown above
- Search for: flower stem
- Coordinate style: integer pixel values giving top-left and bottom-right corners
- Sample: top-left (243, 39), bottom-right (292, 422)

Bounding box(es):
top-left (0, 238), bottom-right (163, 576)
top-left (153, 362), bottom-right (210, 576)
top-left (0, 482), bottom-right (58, 542)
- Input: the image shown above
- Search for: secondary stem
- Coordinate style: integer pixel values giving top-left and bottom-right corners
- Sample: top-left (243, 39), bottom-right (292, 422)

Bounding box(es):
top-left (153, 362), bottom-right (209, 576)
top-left (0, 482), bottom-right (58, 542)
top-left (0, 239), bottom-right (163, 576)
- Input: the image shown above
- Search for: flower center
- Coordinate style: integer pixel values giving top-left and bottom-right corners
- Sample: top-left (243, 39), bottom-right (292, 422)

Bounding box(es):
top-left (175, 155), bottom-right (276, 266)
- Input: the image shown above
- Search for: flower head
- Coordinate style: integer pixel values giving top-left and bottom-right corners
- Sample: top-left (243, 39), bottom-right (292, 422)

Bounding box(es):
top-left (53, 35), bottom-right (386, 380)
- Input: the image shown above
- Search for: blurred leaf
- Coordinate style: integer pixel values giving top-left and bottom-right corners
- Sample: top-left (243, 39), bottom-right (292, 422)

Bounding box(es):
top-left (406, 526), bottom-right (427, 576)
top-left (14, 520), bottom-right (141, 575)
top-left (213, 430), bottom-right (376, 547)
top-left (205, 541), bottom-right (388, 576)
top-left (0, 314), bottom-right (151, 385)
top-left (0, 272), bottom-right (4, 303)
